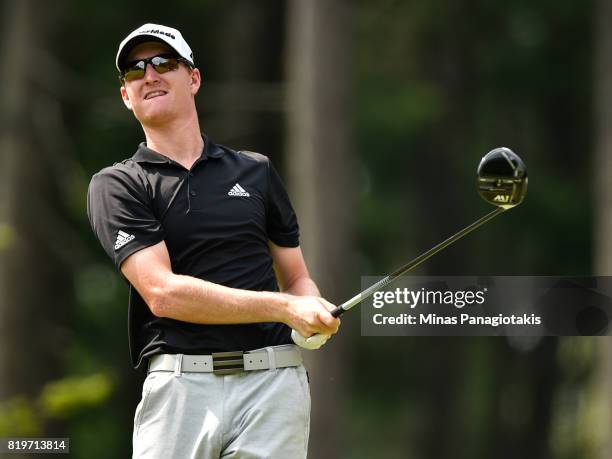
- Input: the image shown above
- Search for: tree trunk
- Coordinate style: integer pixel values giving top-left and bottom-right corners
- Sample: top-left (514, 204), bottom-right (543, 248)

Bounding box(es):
top-left (209, 1), bottom-right (285, 152)
top-left (593, 0), bottom-right (612, 457)
top-left (285, 1), bottom-right (354, 457)
top-left (0, 0), bottom-right (70, 441)
top-left (0, 0), bottom-right (37, 402)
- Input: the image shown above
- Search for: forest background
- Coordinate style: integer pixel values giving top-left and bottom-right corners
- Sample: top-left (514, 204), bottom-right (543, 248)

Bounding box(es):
top-left (1, 1), bottom-right (611, 458)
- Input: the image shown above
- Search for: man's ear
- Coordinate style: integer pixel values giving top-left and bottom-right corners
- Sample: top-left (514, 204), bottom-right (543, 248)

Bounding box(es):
top-left (120, 85), bottom-right (133, 110)
top-left (190, 68), bottom-right (202, 96)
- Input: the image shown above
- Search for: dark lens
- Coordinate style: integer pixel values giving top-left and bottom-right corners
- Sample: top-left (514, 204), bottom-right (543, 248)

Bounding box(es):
top-left (120, 55), bottom-right (180, 82)
top-left (151, 56), bottom-right (179, 74)
top-left (122, 60), bottom-right (146, 82)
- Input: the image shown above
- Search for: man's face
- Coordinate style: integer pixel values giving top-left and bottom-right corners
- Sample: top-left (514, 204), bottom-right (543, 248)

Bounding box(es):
top-left (120, 41), bottom-right (201, 126)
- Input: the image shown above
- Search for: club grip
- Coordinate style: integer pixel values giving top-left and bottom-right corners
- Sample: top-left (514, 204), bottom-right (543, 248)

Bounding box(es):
top-left (331, 306), bottom-right (345, 318)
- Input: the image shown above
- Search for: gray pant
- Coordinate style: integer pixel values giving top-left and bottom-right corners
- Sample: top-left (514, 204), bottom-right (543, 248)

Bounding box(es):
top-left (132, 365), bottom-right (311, 458)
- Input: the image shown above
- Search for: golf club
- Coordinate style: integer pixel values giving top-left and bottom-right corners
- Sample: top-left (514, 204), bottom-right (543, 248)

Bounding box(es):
top-left (329, 147), bottom-right (528, 318)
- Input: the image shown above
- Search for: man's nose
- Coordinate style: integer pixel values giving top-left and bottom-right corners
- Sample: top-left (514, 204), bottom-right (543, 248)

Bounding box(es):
top-left (143, 62), bottom-right (160, 82)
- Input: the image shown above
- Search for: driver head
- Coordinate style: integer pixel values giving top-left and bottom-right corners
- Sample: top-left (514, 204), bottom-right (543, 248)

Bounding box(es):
top-left (477, 147), bottom-right (528, 209)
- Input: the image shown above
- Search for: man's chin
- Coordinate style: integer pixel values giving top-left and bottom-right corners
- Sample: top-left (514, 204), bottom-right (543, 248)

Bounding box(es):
top-left (135, 109), bottom-right (176, 127)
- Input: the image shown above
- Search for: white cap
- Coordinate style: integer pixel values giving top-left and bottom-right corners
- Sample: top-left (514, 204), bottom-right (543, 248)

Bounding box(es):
top-left (116, 23), bottom-right (194, 71)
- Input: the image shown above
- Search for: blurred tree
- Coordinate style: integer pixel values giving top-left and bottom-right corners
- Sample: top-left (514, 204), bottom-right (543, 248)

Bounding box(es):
top-left (593, 0), bottom-right (612, 457)
top-left (285, 0), bottom-right (355, 457)
top-left (0, 0), bottom-right (34, 403)
top-left (0, 0), bottom-right (73, 454)
top-left (205, 0), bottom-right (285, 148)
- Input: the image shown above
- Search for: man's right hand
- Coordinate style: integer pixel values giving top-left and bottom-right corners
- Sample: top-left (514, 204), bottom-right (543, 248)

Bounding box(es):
top-left (283, 295), bottom-right (341, 338)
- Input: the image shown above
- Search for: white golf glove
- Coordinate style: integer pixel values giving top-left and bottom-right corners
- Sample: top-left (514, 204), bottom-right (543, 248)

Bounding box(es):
top-left (291, 329), bottom-right (330, 350)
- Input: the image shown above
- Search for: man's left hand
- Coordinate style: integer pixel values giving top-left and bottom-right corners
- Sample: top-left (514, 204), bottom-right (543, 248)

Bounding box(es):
top-left (291, 329), bottom-right (330, 350)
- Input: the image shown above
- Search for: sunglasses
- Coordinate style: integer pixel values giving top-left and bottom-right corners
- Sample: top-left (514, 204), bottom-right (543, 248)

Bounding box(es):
top-left (119, 54), bottom-right (192, 82)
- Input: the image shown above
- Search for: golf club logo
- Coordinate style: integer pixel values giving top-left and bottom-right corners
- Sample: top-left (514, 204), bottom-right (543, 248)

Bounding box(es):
top-left (493, 195), bottom-right (510, 203)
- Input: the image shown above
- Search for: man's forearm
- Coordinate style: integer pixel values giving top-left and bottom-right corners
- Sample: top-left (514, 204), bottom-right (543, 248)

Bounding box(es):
top-left (148, 272), bottom-right (290, 325)
top-left (282, 276), bottom-right (321, 297)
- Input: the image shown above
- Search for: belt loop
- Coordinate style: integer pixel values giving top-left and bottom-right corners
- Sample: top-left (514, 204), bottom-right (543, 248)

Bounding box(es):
top-left (174, 354), bottom-right (183, 377)
top-left (265, 347), bottom-right (277, 370)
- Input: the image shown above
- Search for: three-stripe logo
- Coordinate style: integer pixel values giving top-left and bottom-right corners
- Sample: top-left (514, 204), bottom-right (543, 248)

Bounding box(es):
top-left (114, 230), bottom-right (135, 250)
top-left (228, 183), bottom-right (250, 197)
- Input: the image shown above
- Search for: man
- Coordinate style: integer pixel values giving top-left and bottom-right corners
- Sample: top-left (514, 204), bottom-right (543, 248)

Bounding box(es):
top-left (87, 23), bottom-right (340, 458)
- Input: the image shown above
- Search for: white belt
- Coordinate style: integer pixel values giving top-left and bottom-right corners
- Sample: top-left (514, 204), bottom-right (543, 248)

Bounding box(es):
top-left (148, 344), bottom-right (302, 375)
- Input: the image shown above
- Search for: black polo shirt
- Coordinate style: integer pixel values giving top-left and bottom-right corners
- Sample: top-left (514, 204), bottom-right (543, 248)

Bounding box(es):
top-left (87, 136), bottom-right (299, 369)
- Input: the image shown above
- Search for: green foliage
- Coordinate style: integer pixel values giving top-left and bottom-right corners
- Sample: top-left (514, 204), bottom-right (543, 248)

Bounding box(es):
top-left (0, 373), bottom-right (113, 436)
top-left (0, 223), bottom-right (16, 252)
top-left (39, 373), bottom-right (113, 418)
top-left (0, 396), bottom-right (42, 437)
top-left (357, 81), bottom-right (446, 139)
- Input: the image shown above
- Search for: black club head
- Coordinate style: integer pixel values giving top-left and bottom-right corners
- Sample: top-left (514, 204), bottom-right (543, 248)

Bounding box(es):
top-left (477, 147), bottom-right (528, 209)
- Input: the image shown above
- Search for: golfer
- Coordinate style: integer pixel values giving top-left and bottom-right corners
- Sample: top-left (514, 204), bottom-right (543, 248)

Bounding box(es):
top-left (87, 23), bottom-right (340, 458)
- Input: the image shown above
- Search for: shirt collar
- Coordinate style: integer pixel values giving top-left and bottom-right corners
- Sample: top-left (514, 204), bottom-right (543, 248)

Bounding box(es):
top-left (131, 134), bottom-right (225, 164)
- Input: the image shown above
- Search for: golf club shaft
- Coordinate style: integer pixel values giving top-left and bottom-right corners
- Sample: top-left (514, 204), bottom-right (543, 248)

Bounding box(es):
top-left (331, 207), bottom-right (506, 318)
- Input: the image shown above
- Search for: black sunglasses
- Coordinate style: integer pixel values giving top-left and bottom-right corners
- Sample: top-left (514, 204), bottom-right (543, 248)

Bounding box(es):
top-left (119, 54), bottom-right (192, 82)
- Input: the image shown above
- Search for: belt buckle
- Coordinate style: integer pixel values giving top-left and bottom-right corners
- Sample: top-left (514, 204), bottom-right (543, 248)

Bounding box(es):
top-left (212, 351), bottom-right (244, 375)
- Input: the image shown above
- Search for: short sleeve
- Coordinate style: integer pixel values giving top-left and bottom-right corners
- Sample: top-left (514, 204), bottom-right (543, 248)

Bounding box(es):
top-left (87, 165), bottom-right (165, 270)
top-left (266, 161), bottom-right (300, 247)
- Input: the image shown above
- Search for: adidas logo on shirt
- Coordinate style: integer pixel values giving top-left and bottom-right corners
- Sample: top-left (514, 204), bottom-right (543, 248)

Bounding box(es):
top-left (114, 230), bottom-right (135, 250)
top-left (228, 183), bottom-right (250, 197)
